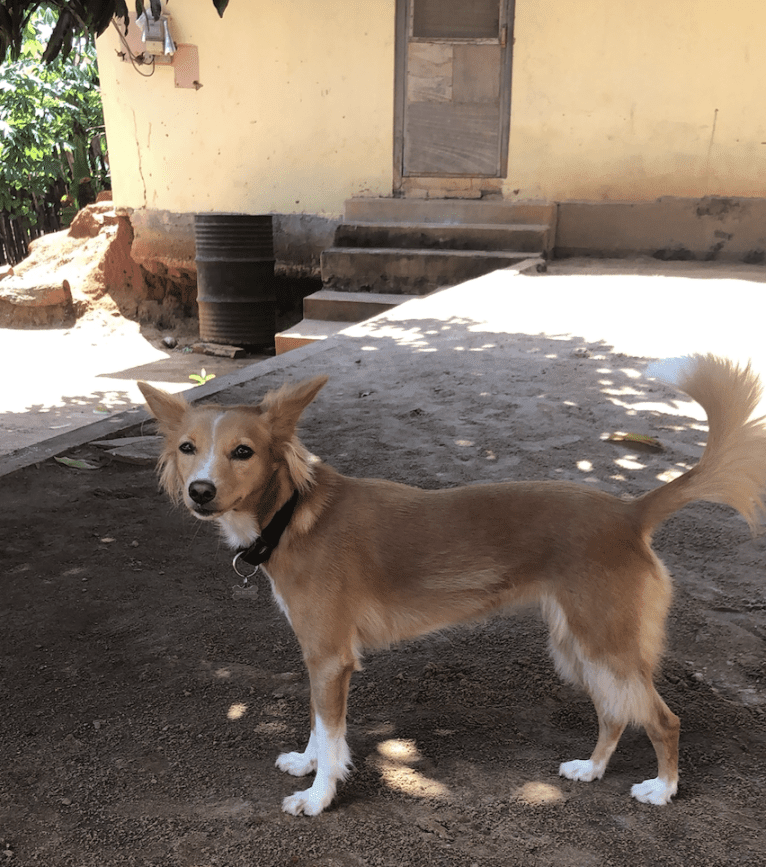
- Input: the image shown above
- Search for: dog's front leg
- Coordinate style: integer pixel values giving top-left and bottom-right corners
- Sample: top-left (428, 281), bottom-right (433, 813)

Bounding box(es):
top-left (276, 701), bottom-right (319, 777)
top-left (279, 656), bottom-right (354, 816)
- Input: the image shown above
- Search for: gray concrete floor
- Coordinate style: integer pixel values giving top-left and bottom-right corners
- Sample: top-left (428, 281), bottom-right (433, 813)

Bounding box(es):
top-left (0, 312), bottom-right (265, 458)
top-left (3, 257), bottom-right (765, 468)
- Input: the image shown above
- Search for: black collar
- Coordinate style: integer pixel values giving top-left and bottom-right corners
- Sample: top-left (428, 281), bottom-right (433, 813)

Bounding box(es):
top-left (233, 490), bottom-right (299, 572)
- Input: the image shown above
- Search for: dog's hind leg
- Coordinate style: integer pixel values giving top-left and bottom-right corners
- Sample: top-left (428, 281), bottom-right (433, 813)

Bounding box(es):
top-left (280, 654), bottom-right (355, 816)
top-left (630, 687), bottom-right (680, 805)
top-left (545, 596), bottom-right (629, 784)
top-left (559, 706), bottom-right (626, 783)
top-left (559, 672), bottom-right (680, 804)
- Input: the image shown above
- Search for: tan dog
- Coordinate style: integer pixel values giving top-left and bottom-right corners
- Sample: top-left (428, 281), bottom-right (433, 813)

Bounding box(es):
top-left (139, 354), bottom-right (766, 816)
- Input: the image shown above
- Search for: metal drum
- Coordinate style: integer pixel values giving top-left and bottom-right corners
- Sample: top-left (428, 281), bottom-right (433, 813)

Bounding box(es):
top-left (194, 213), bottom-right (275, 348)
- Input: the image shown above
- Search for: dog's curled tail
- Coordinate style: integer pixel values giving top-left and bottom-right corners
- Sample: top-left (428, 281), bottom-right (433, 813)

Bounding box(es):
top-left (636, 354), bottom-right (766, 535)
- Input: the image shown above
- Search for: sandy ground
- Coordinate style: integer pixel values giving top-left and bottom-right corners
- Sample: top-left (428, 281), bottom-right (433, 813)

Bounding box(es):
top-left (1, 259), bottom-right (765, 866)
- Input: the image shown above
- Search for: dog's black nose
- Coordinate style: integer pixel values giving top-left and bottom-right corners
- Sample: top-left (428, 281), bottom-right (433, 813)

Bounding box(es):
top-left (189, 480), bottom-right (217, 506)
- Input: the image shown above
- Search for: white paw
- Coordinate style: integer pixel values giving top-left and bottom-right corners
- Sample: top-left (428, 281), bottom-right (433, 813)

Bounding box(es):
top-left (282, 785), bottom-right (334, 817)
top-left (630, 777), bottom-right (677, 805)
top-left (276, 751), bottom-right (317, 777)
top-left (559, 759), bottom-right (604, 782)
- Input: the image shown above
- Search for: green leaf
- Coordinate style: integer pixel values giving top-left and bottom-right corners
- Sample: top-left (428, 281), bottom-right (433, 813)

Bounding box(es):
top-left (41, 8), bottom-right (72, 64)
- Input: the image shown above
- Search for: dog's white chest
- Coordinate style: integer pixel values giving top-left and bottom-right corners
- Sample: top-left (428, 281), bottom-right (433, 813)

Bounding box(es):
top-left (218, 513), bottom-right (294, 626)
top-left (217, 512), bottom-right (260, 548)
top-left (261, 567), bottom-right (293, 627)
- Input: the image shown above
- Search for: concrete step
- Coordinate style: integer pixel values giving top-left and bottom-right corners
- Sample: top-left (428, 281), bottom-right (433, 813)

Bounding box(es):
top-left (274, 319), bottom-right (349, 355)
top-left (275, 290), bottom-right (419, 353)
top-left (303, 289), bottom-right (419, 322)
top-left (321, 247), bottom-right (533, 294)
top-left (344, 197), bottom-right (557, 228)
top-left (334, 221), bottom-right (550, 253)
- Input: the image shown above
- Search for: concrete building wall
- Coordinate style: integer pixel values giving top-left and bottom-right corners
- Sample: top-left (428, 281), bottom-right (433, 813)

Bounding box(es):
top-left (556, 197), bottom-right (766, 262)
top-left (96, 0), bottom-right (396, 218)
top-left (100, 1), bottom-right (766, 216)
top-left (95, 1), bottom-right (766, 271)
top-left (507, 1), bottom-right (766, 202)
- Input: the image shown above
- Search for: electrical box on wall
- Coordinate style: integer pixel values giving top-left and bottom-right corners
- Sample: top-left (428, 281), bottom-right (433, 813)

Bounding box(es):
top-left (137, 11), bottom-right (175, 61)
top-left (142, 18), bottom-right (168, 55)
top-left (115, 13), bottom-right (200, 88)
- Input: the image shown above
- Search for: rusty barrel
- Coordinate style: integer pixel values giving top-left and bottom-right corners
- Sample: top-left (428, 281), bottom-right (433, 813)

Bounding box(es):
top-left (194, 214), bottom-right (275, 348)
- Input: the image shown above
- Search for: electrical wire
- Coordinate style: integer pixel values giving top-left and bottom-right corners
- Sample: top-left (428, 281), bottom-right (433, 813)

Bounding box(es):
top-left (111, 18), bottom-right (155, 77)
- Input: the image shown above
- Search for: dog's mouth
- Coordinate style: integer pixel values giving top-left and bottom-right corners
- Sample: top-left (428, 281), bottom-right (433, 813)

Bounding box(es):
top-left (186, 496), bottom-right (243, 520)
top-left (189, 504), bottom-right (220, 519)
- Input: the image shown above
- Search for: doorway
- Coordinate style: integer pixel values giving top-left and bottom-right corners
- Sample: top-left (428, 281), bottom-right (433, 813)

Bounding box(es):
top-left (394, 0), bottom-right (515, 184)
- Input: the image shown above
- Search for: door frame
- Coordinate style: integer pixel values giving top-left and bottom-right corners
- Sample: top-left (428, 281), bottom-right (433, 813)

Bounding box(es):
top-left (393, 0), bottom-right (515, 190)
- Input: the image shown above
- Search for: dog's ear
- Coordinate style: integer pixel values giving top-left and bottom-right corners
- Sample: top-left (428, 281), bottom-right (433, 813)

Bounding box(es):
top-left (138, 382), bottom-right (188, 431)
top-left (260, 375), bottom-right (328, 441)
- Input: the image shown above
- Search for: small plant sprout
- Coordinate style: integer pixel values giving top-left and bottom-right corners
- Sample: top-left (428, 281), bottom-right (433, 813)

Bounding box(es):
top-left (189, 369), bottom-right (216, 385)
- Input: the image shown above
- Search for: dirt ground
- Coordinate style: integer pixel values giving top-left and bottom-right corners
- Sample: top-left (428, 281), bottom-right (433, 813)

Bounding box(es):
top-left (2, 265), bottom-right (766, 866)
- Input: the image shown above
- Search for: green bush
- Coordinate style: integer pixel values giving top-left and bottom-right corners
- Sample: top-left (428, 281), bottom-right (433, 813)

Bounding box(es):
top-left (0, 7), bottom-right (105, 228)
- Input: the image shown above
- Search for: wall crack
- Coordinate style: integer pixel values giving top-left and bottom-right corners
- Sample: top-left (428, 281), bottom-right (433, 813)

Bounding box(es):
top-left (132, 108), bottom-right (148, 207)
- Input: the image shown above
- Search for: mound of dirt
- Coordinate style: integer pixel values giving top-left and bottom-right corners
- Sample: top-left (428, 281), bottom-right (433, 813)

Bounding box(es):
top-left (0, 204), bottom-right (197, 329)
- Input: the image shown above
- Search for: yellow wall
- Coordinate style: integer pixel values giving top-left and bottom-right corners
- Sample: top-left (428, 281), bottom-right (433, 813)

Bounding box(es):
top-left (508, 0), bottom-right (766, 201)
top-left (96, 0), bottom-right (396, 217)
top-left (98, 0), bottom-right (766, 214)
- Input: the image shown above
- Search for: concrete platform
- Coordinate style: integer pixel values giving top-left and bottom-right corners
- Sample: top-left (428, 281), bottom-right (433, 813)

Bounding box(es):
top-left (4, 257), bottom-right (766, 478)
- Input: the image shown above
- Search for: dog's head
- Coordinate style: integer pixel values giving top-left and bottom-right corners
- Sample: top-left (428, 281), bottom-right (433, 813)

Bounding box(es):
top-left (138, 376), bottom-right (328, 526)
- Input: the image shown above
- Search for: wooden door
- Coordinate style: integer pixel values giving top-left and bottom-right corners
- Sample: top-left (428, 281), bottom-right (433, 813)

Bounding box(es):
top-left (396, 0), bottom-right (514, 180)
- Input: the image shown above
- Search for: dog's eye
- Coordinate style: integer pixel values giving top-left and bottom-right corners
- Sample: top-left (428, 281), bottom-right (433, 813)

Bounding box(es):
top-left (232, 445), bottom-right (254, 461)
top-left (179, 441), bottom-right (196, 455)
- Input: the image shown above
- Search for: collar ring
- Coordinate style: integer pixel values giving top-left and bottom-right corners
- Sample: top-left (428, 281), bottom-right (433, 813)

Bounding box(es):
top-left (232, 551), bottom-right (262, 580)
